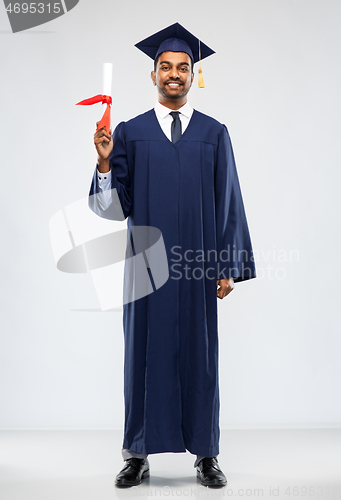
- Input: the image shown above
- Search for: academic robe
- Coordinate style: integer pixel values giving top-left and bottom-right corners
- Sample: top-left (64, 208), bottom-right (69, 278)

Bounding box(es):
top-left (89, 108), bottom-right (256, 457)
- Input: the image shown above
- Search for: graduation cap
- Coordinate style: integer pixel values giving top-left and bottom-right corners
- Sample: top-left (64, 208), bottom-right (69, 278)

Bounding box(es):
top-left (135, 22), bottom-right (215, 88)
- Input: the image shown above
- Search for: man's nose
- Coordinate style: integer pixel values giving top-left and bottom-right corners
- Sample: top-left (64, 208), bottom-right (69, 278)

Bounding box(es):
top-left (169, 67), bottom-right (180, 79)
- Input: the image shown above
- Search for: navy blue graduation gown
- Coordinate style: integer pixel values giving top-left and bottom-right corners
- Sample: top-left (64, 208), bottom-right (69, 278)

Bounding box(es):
top-left (89, 108), bottom-right (256, 457)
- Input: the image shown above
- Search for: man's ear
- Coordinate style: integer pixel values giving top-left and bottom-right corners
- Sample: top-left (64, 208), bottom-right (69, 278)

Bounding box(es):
top-left (151, 70), bottom-right (156, 86)
top-left (191, 71), bottom-right (194, 84)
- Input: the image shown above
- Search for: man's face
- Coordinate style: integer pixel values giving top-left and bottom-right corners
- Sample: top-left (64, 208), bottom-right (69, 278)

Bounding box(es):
top-left (151, 51), bottom-right (194, 100)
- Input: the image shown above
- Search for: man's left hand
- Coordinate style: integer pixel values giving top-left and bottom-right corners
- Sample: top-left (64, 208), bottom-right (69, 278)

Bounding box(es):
top-left (216, 278), bottom-right (234, 299)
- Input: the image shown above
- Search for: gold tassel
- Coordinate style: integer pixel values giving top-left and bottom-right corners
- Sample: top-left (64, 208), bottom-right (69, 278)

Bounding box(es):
top-left (198, 68), bottom-right (205, 88)
top-left (198, 40), bottom-right (205, 88)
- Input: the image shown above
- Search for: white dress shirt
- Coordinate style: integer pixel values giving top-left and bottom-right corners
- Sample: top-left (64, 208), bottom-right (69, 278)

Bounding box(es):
top-left (94, 101), bottom-right (194, 212)
top-left (153, 100), bottom-right (193, 141)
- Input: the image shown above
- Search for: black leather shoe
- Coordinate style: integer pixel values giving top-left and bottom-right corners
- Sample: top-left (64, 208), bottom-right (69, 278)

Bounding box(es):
top-left (196, 456), bottom-right (227, 487)
top-left (115, 457), bottom-right (150, 487)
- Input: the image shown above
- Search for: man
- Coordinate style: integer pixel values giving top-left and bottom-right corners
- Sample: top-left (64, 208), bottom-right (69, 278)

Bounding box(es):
top-left (89, 23), bottom-right (256, 488)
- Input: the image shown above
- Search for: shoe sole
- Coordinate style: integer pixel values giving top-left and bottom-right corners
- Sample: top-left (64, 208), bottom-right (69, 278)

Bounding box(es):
top-left (196, 471), bottom-right (227, 487)
top-left (115, 469), bottom-right (150, 487)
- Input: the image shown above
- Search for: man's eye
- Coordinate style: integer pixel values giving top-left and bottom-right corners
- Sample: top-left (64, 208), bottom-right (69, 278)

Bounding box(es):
top-left (161, 66), bottom-right (169, 70)
top-left (180, 67), bottom-right (189, 72)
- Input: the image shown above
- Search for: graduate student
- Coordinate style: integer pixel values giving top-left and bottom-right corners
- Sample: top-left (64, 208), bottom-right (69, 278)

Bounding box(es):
top-left (89, 22), bottom-right (256, 488)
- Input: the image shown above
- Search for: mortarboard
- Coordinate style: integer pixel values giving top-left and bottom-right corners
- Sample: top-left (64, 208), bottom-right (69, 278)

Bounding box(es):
top-left (135, 22), bottom-right (215, 88)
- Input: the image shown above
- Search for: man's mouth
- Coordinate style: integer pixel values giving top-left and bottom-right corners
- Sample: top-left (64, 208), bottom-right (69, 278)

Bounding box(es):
top-left (165, 81), bottom-right (183, 89)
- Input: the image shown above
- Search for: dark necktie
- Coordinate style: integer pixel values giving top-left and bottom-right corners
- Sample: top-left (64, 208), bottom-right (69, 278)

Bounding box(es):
top-left (169, 111), bottom-right (182, 143)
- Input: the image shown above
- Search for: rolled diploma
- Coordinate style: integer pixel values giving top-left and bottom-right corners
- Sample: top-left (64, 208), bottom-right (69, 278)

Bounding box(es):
top-left (103, 62), bottom-right (113, 97)
top-left (102, 63), bottom-right (112, 132)
top-left (102, 62), bottom-right (113, 131)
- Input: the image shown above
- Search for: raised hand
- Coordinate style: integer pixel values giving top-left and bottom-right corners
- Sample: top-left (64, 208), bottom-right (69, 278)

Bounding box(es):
top-left (94, 121), bottom-right (113, 160)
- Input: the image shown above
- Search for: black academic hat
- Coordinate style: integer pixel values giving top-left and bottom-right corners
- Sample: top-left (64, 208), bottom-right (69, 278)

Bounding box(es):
top-left (135, 22), bottom-right (215, 87)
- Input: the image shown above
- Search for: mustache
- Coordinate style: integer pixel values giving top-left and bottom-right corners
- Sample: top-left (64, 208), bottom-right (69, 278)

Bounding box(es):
top-left (165, 79), bottom-right (184, 85)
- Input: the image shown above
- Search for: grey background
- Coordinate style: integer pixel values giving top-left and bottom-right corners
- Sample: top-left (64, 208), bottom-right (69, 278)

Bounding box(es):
top-left (0, 0), bottom-right (340, 429)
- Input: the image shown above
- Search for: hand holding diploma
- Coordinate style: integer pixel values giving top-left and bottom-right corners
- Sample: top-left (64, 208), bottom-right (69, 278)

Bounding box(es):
top-left (94, 121), bottom-right (113, 172)
top-left (76, 63), bottom-right (113, 172)
top-left (95, 63), bottom-right (113, 171)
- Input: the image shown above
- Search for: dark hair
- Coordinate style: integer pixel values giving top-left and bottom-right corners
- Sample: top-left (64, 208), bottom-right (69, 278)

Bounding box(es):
top-left (154, 53), bottom-right (194, 73)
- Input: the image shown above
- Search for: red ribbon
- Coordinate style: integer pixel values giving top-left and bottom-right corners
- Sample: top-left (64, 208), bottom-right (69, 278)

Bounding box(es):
top-left (76, 94), bottom-right (112, 133)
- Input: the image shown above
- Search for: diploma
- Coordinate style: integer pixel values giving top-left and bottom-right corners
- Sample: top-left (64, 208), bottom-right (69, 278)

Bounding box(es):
top-left (76, 63), bottom-right (113, 134)
top-left (103, 62), bottom-right (113, 96)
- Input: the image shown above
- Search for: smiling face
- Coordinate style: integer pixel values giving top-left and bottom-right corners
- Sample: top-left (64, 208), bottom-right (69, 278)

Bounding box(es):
top-left (151, 51), bottom-right (194, 109)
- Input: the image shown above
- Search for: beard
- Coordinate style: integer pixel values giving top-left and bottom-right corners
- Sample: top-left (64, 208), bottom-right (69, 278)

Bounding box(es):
top-left (158, 82), bottom-right (190, 100)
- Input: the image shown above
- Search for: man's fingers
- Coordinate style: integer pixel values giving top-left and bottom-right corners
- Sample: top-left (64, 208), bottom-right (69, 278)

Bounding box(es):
top-left (95, 135), bottom-right (110, 144)
top-left (217, 287), bottom-right (231, 299)
top-left (217, 288), bottom-right (230, 299)
top-left (216, 279), bottom-right (234, 299)
top-left (94, 128), bottom-right (111, 140)
top-left (94, 133), bottom-right (112, 147)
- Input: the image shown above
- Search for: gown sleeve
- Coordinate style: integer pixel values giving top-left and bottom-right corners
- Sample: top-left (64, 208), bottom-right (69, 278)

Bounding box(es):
top-left (88, 121), bottom-right (133, 221)
top-left (214, 125), bottom-right (256, 283)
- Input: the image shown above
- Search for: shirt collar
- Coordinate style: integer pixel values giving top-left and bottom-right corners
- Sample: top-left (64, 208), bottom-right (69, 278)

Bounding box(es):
top-left (154, 100), bottom-right (193, 120)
